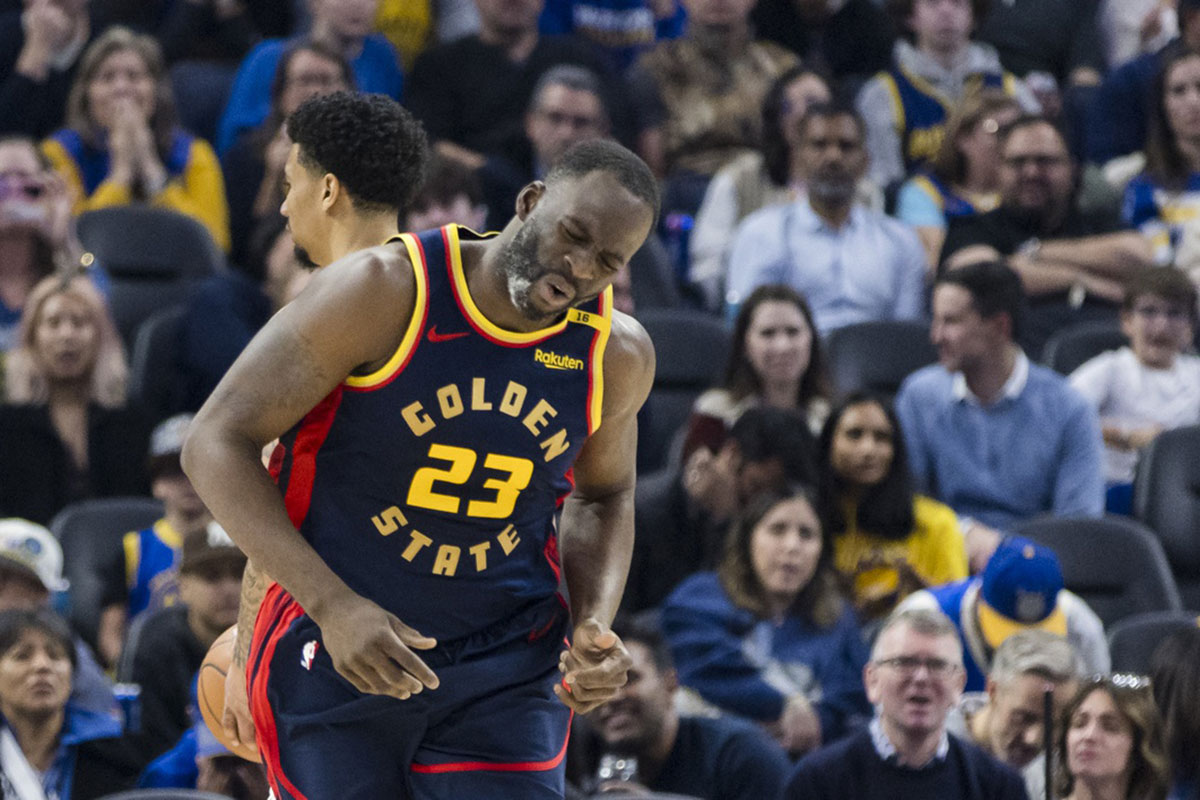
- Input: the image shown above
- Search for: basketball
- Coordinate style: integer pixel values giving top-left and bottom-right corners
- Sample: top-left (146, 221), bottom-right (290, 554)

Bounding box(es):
top-left (199, 625), bottom-right (261, 763)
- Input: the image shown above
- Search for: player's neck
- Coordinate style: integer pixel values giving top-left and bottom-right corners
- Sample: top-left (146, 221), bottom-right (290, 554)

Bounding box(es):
top-left (463, 239), bottom-right (560, 333)
top-left (327, 215), bottom-right (400, 264)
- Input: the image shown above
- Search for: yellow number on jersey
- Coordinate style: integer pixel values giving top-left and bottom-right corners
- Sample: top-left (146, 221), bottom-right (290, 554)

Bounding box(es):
top-left (407, 444), bottom-right (534, 519)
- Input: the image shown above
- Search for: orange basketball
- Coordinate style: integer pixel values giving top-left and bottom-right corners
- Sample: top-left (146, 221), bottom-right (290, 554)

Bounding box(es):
top-left (199, 625), bottom-right (262, 763)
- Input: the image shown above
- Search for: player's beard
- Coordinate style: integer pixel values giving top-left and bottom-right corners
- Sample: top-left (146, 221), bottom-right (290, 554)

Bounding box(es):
top-left (293, 244), bottom-right (319, 270)
top-left (498, 216), bottom-right (552, 321)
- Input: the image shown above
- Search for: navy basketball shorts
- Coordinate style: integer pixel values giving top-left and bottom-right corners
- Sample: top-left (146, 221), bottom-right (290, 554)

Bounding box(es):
top-left (248, 583), bottom-right (573, 799)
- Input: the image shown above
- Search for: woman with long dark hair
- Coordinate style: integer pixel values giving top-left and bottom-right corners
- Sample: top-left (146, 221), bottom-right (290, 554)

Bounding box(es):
top-left (1149, 626), bottom-right (1200, 800)
top-left (1124, 46), bottom-right (1200, 282)
top-left (817, 394), bottom-right (967, 622)
top-left (662, 486), bottom-right (870, 756)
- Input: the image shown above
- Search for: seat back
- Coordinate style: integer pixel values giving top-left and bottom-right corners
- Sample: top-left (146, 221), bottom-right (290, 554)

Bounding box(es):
top-left (1133, 425), bottom-right (1200, 608)
top-left (825, 320), bottom-right (937, 397)
top-left (50, 497), bottom-right (163, 650)
top-left (129, 306), bottom-right (193, 426)
top-left (636, 309), bottom-right (730, 472)
top-left (169, 60), bottom-right (237, 144)
top-left (1016, 515), bottom-right (1183, 628)
top-left (78, 207), bottom-right (224, 348)
top-left (1040, 322), bottom-right (1127, 375)
top-left (1107, 610), bottom-right (1200, 674)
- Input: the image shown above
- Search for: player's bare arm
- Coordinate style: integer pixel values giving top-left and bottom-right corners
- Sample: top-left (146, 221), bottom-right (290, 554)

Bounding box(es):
top-left (555, 311), bottom-right (655, 714)
top-left (182, 243), bottom-right (441, 701)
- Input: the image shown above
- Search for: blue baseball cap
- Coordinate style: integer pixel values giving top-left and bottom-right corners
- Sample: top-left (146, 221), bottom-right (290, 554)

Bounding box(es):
top-left (977, 536), bottom-right (1067, 650)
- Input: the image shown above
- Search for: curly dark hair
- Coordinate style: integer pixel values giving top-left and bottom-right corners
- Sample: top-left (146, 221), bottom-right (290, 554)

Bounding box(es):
top-left (286, 91), bottom-right (429, 215)
top-left (545, 139), bottom-right (660, 223)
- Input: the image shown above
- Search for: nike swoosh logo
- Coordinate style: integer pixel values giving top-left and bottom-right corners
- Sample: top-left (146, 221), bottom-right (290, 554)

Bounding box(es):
top-left (427, 325), bottom-right (470, 343)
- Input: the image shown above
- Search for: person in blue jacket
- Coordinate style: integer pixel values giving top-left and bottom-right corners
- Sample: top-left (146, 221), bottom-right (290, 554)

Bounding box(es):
top-left (662, 484), bottom-right (871, 758)
top-left (0, 608), bottom-right (138, 798)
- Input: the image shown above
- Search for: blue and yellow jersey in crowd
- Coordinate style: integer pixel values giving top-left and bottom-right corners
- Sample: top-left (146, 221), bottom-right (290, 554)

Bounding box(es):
top-left (42, 128), bottom-right (230, 252)
top-left (1122, 171), bottom-right (1200, 265)
top-left (123, 518), bottom-right (184, 617)
top-left (878, 64), bottom-right (1016, 174)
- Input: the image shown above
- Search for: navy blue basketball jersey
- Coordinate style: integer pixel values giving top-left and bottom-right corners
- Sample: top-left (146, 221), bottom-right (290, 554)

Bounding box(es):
top-left (269, 225), bottom-right (612, 641)
top-left (880, 65), bottom-right (1012, 173)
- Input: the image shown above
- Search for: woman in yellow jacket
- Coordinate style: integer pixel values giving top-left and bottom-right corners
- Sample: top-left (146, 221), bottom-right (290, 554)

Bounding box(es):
top-left (42, 27), bottom-right (230, 252)
top-left (816, 393), bottom-right (968, 624)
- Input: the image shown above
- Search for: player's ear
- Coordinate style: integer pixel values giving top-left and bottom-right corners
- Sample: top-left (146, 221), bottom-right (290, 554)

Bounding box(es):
top-left (515, 181), bottom-right (546, 221)
top-left (321, 173), bottom-right (339, 211)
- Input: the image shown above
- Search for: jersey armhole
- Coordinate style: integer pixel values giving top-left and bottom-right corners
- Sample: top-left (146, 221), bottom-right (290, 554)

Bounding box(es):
top-left (344, 234), bottom-right (430, 391)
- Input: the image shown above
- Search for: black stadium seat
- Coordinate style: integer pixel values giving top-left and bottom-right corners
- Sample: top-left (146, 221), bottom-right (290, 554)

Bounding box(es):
top-left (1133, 425), bottom-right (1200, 608)
top-left (50, 497), bottom-right (163, 651)
top-left (78, 207), bottom-right (225, 350)
top-left (825, 320), bottom-right (937, 398)
top-left (1017, 515), bottom-right (1183, 628)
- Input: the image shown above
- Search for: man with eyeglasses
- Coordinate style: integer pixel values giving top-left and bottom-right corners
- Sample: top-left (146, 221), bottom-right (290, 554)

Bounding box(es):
top-left (940, 114), bottom-right (1155, 357)
top-left (786, 607), bottom-right (1028, 800)
top-left (1069, 267), bottom-right (1200, 512)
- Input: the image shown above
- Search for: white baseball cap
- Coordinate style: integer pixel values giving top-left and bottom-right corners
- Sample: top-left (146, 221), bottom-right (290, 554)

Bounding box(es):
top-left (0, 519), bottom-right (69, 593)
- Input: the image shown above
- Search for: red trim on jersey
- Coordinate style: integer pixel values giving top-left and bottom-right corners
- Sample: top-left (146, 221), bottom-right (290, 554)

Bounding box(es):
top-left (344, 234), bottom-right (431, 393)
top-left (556, 467), bottom-right (575, 509)
top-left (281, 388), bottom-right (343, 529)
top-left (443, 227), bottom-right (562, 349)
top-left (409, 710), bottom-right (574, 774)
top-left (249, 583), bottom-right (310, 800)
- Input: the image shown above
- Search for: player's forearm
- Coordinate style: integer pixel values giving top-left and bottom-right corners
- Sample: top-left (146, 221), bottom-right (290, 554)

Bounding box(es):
top-left (559, 488), bottom-right (636, 627)
top-left (182, 425), bottom-right (358, 630)
top-left (232, 560), bottom-right (269, 668)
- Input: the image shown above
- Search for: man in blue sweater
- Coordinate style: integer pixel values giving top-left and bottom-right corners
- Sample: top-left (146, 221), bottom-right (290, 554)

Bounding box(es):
top-left (786, 607), bottom-right (1028, 800)
top-left (895, 260), bottom-right (1103, 546)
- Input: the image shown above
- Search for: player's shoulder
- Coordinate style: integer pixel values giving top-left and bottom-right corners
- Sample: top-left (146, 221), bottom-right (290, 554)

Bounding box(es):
top-left (599, 310), bottom-right (656, 414)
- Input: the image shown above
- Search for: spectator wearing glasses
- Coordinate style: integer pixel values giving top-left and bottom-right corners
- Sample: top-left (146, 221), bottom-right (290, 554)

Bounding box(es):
top-left (941, 115), bottom-right (1155, 358)
top-left (1069, 268), bottom-right (1200, 513)
top-left (785, 607), bottom-right (1027, 800)
top-left (1055, 674), bottom-right (1171, 800)
top-left (221, 40), bottom-right (353, 268)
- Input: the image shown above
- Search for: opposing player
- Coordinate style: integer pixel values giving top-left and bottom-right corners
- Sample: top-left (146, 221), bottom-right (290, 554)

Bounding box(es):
top-left (182, 137), bottom-right (659, 798)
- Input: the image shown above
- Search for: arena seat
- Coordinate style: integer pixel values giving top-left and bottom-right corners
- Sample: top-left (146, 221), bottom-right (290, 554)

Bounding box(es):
top-left (78, 207), bottom-right (225, 350)
top-left (1016, 515), bottom-right (1183, 628)
top-left (129, 306), bottom-right (193, 426)
top-left (825, 320), bottom-right (937, 398)
top-left (1107, 610), bottom-right (1200, 674)
top-left (636, 308), bottom-right (730, 473)
top-left (1040, 321), bottom-right (1127, 375)
top-left (1133, 425), bottom-right (1200, 609)
top-left (50, 497), bottom-right (164, 652)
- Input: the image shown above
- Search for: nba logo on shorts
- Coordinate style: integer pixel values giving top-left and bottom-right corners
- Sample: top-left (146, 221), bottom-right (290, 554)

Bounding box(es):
top-left (301, 640), bottom-right (319, 670)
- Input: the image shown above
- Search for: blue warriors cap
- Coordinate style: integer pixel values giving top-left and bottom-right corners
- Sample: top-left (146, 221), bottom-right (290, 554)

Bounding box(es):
top-left (977, 536), bottom-right (1067, 650)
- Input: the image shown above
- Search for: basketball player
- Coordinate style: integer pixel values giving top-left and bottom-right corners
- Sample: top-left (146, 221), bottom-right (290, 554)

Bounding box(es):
top-left (182, 136), bottom-right (659, 798)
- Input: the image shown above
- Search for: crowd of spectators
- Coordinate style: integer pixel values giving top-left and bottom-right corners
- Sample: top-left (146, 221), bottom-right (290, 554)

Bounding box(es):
top-left (0, 0), bottom-right (1199, 797)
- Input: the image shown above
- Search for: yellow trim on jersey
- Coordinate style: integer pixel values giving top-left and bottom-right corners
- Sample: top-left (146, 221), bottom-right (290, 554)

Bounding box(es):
top-left (879, 72), bottom-right (907, 136)
top-left (345, 233), bottom-right (429, 389)
top-left (446, 225), bottom-right (573, 344)
top-left (123, 531), bottom-right (140, 590)
top-left (586, 288), bottom-right (613, 435)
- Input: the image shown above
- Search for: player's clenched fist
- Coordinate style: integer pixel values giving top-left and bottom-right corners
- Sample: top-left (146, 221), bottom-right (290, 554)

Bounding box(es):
top-left (554, 618), bottom-right (632, 713)
top-left (315, 591), bottom-right (440, 700)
